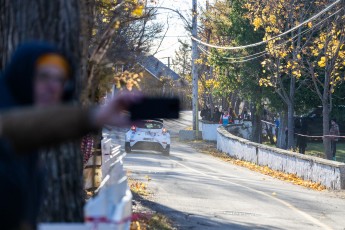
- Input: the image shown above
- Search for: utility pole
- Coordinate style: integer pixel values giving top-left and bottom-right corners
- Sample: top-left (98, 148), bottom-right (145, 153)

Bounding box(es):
top-left (161, 56), bottom-right (171, 69)
top-left (191, 0), bottom-right (199, 135)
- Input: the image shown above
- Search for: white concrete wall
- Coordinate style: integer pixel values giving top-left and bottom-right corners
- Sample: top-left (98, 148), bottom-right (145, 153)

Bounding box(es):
top-left (200, 121), bottom-right (221, 141)
top-left (217, 126), bottom-right (345, 190)
top-left (226, 121), bottom-right (252, 140)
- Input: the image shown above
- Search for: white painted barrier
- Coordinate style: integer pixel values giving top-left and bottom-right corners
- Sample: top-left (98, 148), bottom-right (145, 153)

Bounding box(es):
top-left (217, 126), bottom-right (345, 190)
top-left (101, 129), bottom-right (122, 180)
top-left (199, 120), bottom-right (221, 141)
top-left (40, 128), bottom-right (132, 230)
top-left (84, 158), bottom-right (132, 230)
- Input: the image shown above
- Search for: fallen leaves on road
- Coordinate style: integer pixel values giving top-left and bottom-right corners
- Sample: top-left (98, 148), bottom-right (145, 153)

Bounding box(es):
top-left (145, 175), bottom-right (152, 181)
top-left (128, 173), bottom-right (175, 230)
top-left (188, 141), bottom-right (326, 191)
top-left (128, 178), bottom-right (150, 196)
top-left (130, 213), bottom-right (174, 230)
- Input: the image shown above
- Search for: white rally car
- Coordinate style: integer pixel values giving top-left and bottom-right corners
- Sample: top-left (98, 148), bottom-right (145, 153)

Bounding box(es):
top-left (125, 120), bottom-right (170, 155)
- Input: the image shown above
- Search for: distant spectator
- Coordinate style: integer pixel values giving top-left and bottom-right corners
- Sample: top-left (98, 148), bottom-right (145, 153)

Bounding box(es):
top-left (275, 116), bottom-right (280, 140)
top-left (200, 105), bottom-right (211, 121)
top-left (206, 106), bottom-right (211, 120)
top-left (330, 118), bottom-right (340, 160)
top-left (263, 108), bottom-right (268, 120)
top-left (275, 117), bottom-right (280, 129)
top-left (228, 107), bottom-right (236, 122)
top-left (220, 111), bottom-right (230, 126)
top-left (241, 107), bottom-right (249, 120)
top-left (296, 118), bottom-right (308, 154)
top-left (220, 108), bottom-right (224, 117)
top-left (213, 107), bottom-right (221, 123)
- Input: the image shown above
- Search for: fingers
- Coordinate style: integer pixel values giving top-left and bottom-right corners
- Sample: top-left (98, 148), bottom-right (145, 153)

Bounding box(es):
top-left (99, 90), bottom-right (144, 127)
top-left (113, 90), bottom-right (143, 112)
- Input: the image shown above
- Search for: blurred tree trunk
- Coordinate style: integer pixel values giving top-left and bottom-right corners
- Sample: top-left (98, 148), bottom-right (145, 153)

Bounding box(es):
top-left (230, 93), bottom-right (237, 110)
top-left (234, 98), bottom-right (241, 116)
top-left (0, 0), bottom-right (93, 222)
top-left (277, 110), bottom-right (288, 149)
top-left (251, 104), bottom-right (262, 143)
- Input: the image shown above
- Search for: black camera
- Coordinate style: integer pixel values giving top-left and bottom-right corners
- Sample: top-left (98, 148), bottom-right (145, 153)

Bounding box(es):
top-left (128, 97), bottom-right (180, 121)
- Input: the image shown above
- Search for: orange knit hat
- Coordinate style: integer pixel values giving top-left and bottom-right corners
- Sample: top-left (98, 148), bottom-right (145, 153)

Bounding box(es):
top-left (36, 54), bottom-right (70, 77)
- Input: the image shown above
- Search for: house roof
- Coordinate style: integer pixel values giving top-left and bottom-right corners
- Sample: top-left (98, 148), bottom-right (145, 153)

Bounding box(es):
top-left (137, 55), bottom-right (180, 81)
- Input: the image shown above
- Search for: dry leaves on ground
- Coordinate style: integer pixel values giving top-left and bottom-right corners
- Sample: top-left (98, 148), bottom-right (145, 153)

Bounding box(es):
top-left (189, 141), bottom-right (326, 191)
top-left (130, 213), bottom-right (173, 230)
top-left (128, 178), bottom-right (150, 196)
top-left (128, 173), bottom-right (175, 230)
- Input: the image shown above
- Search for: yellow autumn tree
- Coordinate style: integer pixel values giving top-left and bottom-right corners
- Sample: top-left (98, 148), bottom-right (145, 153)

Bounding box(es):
top-left (304, 19), bottom-right (345, 159)
top-left (245, 0), bottom-right (345, 157)
top-left (245, 0), bottom-right (315, 148)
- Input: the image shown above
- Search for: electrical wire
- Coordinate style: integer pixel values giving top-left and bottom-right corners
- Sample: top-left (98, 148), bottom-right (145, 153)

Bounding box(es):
top-left (191, 0), bottom-right (341, 50)
top-left (197, 8), bottom-right (343, 64)
top-left (198, 45), bottom-right (264, 63)
top-left (198, 9), bottom-right (341, 60)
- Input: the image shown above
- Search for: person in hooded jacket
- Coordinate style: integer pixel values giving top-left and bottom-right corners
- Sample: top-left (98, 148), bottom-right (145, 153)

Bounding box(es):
top-left (0, 42), bottom-right (69, 230)
top-left (0, 42), bottom-right (140, 229)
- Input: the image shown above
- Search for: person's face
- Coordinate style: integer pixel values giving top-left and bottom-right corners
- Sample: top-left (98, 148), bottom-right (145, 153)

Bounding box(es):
top-left (34, 64), bottom-right (67, 106)
top-left (331, 120), bottom-right (335, 125)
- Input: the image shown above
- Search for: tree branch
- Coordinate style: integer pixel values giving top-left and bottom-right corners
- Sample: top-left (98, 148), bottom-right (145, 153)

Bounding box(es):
top-left (146, 6), bottom-right (191, 30)
top-left (152, 15), bottom-right (170, 55)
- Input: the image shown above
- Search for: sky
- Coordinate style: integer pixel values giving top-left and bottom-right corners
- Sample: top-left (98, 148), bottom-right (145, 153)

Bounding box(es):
top-left (147, 0), bottom-right (210, 65)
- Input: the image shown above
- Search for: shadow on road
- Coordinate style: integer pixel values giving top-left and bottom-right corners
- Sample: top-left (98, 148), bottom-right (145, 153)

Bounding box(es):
top-left (127, 150), bottom-right (185, 162)
top-left (133, 192), bottom-right (284, 230)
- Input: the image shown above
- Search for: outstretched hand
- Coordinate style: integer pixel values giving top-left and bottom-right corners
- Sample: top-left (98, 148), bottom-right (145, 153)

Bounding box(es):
top-left (95, 91), bottom-right (143, 127)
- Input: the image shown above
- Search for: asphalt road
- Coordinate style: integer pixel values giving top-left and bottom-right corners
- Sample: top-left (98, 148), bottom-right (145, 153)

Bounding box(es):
top-left (124, 111), bottom-right (345, 230)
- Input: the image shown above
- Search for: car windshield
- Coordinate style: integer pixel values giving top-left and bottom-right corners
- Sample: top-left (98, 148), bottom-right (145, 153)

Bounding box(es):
top-left (137, 121), bottom-right (163, 129)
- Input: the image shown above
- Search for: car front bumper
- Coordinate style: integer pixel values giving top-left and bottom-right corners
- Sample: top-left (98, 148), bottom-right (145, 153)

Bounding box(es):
top-left (130, 141), bottom-right (168, 151)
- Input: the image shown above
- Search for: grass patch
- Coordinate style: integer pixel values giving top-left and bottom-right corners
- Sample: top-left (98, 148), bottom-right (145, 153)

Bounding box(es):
top-left (305, 142), bottom-right (345, 162)
top-left (262, 141), bottom-right (276, 148)
top-left (262, 141), bottom-right (345, 162)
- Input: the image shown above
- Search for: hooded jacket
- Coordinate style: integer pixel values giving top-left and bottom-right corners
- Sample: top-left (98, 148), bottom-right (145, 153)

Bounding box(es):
top-left (0, 42), bottom-right (73, 229)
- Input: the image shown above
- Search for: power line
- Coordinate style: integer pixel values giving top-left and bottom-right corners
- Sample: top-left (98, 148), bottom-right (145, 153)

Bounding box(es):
top-left (199, 45), bottom-right (267, 61)
top-left (197, 8), bottom-right (342, 63)
top-left (199, 45), bottom-right (267, 63)
top-left (191, 0), bottom-right (341, 50)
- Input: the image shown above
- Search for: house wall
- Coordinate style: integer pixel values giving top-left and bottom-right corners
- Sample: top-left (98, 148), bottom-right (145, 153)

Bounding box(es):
top-left (137, 69), bottom-right (192, 109)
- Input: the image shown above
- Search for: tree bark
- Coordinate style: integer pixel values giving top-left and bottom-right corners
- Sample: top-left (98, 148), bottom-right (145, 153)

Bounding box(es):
top-left (39, 143), bottom-right (84, 222)
top-left (323, 103), bottom-right (331, 159)
top-left (277, 110), bottom-right (288, 149)
top-left (287, 101), bottom-right (295, 149)
top-left (286, 74), bottom-right (296, 149)
top-left (322, 72), bottom-right (332, 159)
top-left (251, 104), bottom-right (262, 143)
top-left (234, 98), bottom-right (241, 116)
top-left (230, 93), bottom-right (237, 110)
top-left (242, 101), bottom-right (249, 114)
top-left (0, 0), bottom-right (89, 222)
